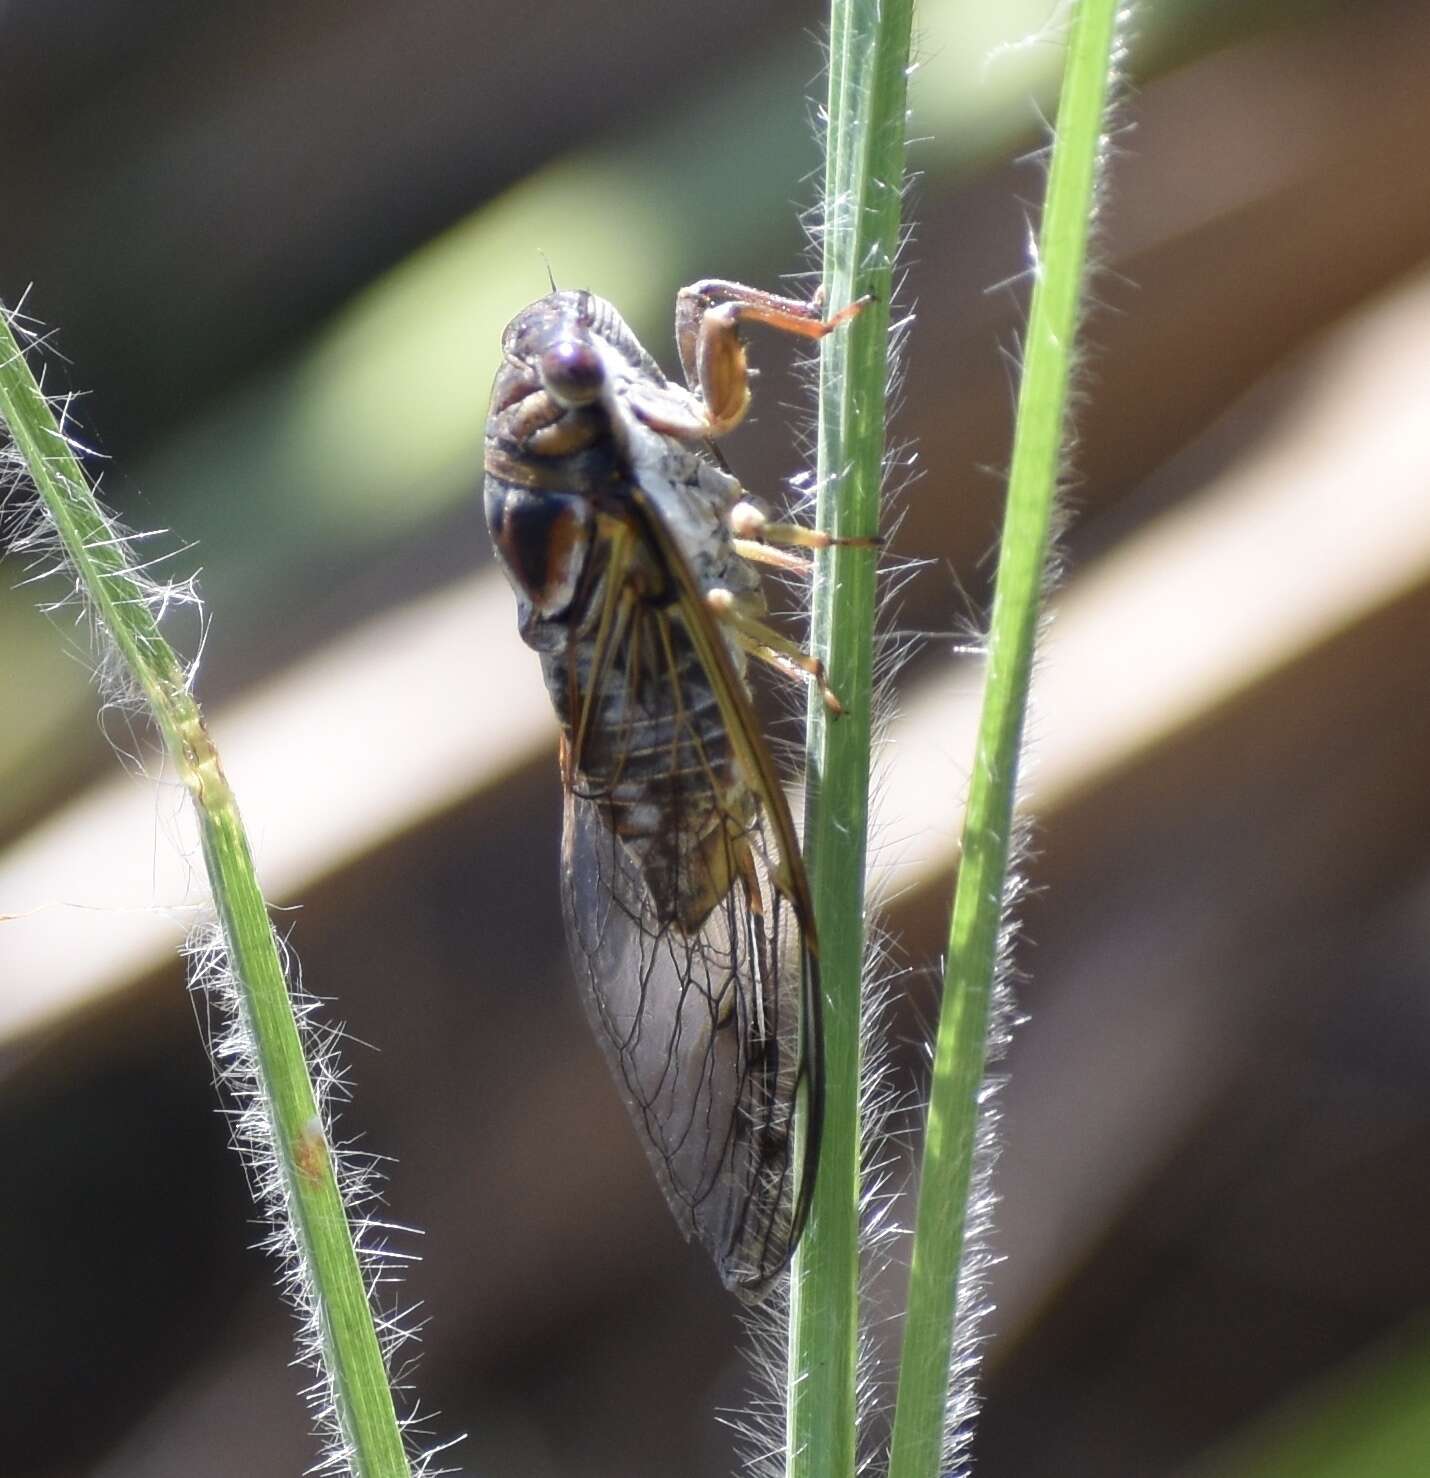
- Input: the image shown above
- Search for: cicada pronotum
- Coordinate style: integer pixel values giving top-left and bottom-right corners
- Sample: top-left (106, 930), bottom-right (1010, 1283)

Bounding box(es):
top-left (484, 280), bottom-right (866, 1297)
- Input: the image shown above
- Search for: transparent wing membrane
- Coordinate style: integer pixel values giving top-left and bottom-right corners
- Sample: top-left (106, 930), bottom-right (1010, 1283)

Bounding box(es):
top-left (563, 790), bottom-right (806, 1292)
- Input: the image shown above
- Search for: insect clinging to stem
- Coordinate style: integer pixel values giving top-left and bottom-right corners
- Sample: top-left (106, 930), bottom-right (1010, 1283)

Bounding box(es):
top-left (484, 278), bottom-right (872, 1298)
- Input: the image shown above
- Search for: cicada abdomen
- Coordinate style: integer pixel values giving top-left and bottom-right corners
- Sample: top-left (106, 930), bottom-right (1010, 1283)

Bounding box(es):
top-left (485, 284), bottom-right (861, 1296)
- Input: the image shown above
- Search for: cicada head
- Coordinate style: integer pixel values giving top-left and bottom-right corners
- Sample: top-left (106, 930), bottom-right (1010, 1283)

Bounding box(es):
top-left (499, 290), bottom-right (666, 395)
top-left (484, 291), bottom-right (644, 625)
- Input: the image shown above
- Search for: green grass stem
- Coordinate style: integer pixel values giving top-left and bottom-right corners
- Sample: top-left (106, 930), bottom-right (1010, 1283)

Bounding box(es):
top-left (790, 3), bottom-right (913, 1477)
top-left (0, 310), bottom-right (411, 1478)
top-left (886, 6), bottom-right (1124, 1478)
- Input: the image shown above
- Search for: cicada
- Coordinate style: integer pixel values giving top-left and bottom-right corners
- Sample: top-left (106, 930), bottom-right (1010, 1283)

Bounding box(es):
top-left (484, 280), bottom-right (864, 1297)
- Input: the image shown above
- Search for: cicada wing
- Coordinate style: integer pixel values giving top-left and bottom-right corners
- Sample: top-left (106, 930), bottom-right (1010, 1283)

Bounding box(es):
top-left (562, 783), bottom-right (809, 1298)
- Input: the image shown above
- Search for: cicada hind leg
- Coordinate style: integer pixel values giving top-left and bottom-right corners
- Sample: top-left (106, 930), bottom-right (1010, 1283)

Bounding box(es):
top-left (710, 496), bottom-right (883, 714)
top-left (714, 485), bottom-right (883, 721)
top-left (704, 584), bottom-right (844, 717)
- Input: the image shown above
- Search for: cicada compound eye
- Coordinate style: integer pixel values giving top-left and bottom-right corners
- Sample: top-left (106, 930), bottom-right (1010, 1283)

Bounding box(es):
top-left (539, 338), bottom-right (605, 409)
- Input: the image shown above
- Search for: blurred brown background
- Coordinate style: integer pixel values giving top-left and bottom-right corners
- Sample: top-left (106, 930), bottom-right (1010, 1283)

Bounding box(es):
top-left (4, 1), bottom-right (1430, 1474)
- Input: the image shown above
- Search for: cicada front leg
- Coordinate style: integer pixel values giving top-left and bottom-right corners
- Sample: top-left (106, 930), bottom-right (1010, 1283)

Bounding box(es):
top-left (626, 280), bottom-right (869, 441)
top-left (674, 279), bottom-right (868, 437)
